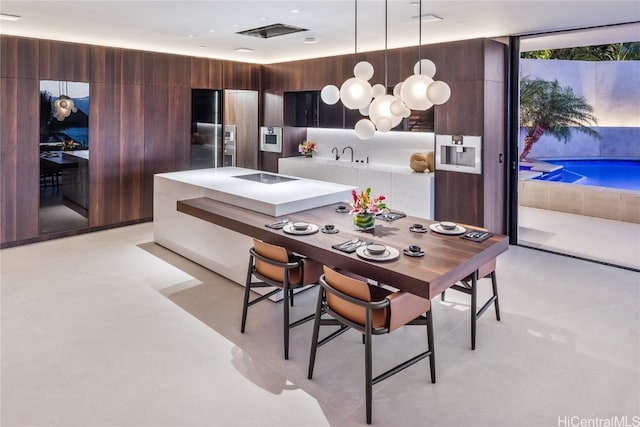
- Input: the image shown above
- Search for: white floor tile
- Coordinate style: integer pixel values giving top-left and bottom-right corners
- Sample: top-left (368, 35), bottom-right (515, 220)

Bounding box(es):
top-left (1, 223), bottom-right (638, 426)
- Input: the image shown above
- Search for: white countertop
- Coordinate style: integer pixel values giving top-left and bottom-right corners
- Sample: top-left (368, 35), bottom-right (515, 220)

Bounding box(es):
top-left (63, 150), bottom-right (89, 160)
top-left (155, 167), bottom-right (356, 217)
top-left (284, 156), bottom-right (434, 176)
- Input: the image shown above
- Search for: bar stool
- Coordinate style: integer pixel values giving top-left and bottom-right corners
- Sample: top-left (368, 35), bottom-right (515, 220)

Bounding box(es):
top-left (308, 266), bottom-right (436, 424)
top-left (441, 258), bottom-right (500, 349)
top-left (242, 238), bottom-right (322, 360)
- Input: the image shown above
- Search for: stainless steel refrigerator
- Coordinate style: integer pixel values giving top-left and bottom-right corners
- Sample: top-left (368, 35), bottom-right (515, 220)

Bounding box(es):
top-left (191, 89), bottom-right (223, 169)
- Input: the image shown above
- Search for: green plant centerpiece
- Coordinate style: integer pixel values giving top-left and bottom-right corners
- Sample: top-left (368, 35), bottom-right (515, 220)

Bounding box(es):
top-left (519, 76), bottom-right (599, 161)
top-left (350, 188), bottom-right (386, 231)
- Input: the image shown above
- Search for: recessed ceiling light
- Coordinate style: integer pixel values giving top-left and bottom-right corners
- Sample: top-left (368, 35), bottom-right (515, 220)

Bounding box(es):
top-left (0, 13), bottom-right (20, 21)
top-left (412, 13), bottom-right (443, 22)
top-left (199, 46), bottom-right (207, 49)
top-left (209, 29), bottom-right (215, 33)
top-left (290, 9), bottom-right (299, 13)
top-left (232, 24), bottom-right (239, 28)
top-left (234, 47), bottom-right (254, 53)
top-left (260, 17), bottom-right (268, 21)
top-left (188, 34), bottom-right (196, 38)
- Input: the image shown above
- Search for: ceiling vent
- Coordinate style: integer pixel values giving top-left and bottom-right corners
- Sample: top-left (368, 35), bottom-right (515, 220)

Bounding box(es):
top-left (237, 23), bottom-right (308, 39)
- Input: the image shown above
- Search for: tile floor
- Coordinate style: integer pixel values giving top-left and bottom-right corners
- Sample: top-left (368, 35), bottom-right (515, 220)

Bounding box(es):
top-left (518, 206), bottom-right (640, 270)
top-left (1, 222), bottom-right (639, 426)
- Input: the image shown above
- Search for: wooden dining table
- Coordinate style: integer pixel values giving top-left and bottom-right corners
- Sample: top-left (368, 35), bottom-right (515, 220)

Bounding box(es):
top-left (177, 197), bottom-right (509, 300)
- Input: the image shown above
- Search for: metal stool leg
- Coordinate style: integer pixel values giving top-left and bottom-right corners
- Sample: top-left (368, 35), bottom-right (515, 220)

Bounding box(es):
top-left (470, 271), bottom-right (478, 350)
top-left (491, 272), bottom-right (501, 321)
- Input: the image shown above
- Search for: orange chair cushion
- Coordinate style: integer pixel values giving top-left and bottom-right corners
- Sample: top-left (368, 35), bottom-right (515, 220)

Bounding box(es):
top-left (323, 267), bottom-right (390, 329)
top-left (252, 239), bottom-right (322, 287)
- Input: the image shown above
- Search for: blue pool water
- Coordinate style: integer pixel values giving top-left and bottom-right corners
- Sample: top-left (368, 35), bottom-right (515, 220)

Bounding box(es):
top-left (530, 160), bottom-right (640, 191)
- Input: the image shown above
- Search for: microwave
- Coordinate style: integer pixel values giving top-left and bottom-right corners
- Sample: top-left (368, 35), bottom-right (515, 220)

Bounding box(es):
top-left (260, 126), bottom-right (282, 153)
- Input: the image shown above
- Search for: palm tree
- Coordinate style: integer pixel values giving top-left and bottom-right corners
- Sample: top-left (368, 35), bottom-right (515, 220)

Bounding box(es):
top-left (519, 77), bottom-right (599, 161)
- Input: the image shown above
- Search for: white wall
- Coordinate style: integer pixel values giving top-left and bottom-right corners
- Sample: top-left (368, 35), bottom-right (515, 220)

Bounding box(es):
top-left (520, 59), bottom-right (640, 159)
top-left (520, 58), bottom-right (640, 127)
top-left (306, 128), bottom-right (434, 167)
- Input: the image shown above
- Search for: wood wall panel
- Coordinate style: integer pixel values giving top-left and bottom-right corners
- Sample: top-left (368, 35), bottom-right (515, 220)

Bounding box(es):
top-left (434, 80), bottom-right (485, 135)
top-left (223, 61), bottom-right (260, 90)
top-left (0, 77), bottom-right (39, 244)
top-left (434, 170), bottom-right (483, 226)
top-left (89, 83), bottom-right (145, 226)
top-left (1, 36), bottom-right (38, 79)
top-left (483, 79), bottom-right (506, 233)
top-left (39, 40), bottom-right (91, 82)
top-left (191, 57), bottom-right (223, 89)
top-left (142, 84), bottom-right (191, 218)
top-left (224, 90), bottom-right (259, 170)
top-left (263, 92), bottom-right (283, 126)
top-left (91, 46), bottom-right (144, 85)
top-left (143, 52), bottom-right (190, 87)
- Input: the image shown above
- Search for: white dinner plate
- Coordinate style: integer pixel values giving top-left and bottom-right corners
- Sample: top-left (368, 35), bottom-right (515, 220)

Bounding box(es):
top-left (283, 223), bottom-right (319, 235)
top-left (429, 223), bottom-right (467, 235)
top-left (356, 245), bottom-right (400, 261)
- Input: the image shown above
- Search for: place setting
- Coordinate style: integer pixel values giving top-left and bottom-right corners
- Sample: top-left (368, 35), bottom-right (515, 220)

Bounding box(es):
top-left (332, 238), bottom-right (368, 253)
top-left (403, 245), bottom-right (425, 257)
top-left (265, 219), bottom-right (289, 229)
top-left (409, 223), bottom-right (428, 233)
top-left (335, 204), bottom-right (350, 213)
top-left (282, 221), bottom-right (319, 235)
top-left (461, 229), bottom-right (494, 242)
top-left (321, 224), bottom-right (339, 234)
top-left (429, 221), bottom-right (467, 235)
top-left (356, 243), bottom-right (400, 262)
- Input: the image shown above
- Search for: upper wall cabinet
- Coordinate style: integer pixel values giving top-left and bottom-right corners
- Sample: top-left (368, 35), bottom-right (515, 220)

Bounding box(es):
top-left (283, 90), bottom-right (434, 132)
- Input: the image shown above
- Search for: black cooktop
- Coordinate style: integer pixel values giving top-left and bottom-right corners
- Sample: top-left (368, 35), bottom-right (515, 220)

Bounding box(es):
top-left (233, 173), bottom-right (298, 185)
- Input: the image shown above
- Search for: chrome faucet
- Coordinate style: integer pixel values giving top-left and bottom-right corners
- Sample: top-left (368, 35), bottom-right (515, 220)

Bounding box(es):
top-left (342, 146), bottom-right (354, 162)
top-left (331, 147), bottom-right (340, 160)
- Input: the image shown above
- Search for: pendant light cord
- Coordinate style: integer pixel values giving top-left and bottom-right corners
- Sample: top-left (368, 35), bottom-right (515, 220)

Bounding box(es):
top-left (418, 0), bottom-right (422, 73)
top-left (354, 0), bottom-right (358, 62)
top-left (384, 0), bottom-right (388, 89)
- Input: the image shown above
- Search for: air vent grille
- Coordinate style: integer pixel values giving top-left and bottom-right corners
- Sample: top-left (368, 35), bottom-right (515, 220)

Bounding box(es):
top-left (237, 23), bottom-right (308, 39)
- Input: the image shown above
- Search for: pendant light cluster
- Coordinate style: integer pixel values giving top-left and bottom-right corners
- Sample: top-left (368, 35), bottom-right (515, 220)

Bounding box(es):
top-left (53, 95), bottom-right (78, 121)
top-left (52, 82), bottom-right (78, 121)
top-left (320, 0), bottom-right (451, 140)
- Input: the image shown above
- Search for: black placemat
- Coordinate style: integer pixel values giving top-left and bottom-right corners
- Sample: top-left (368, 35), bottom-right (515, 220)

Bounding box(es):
top-left (461, 230), bottom-right (493, 242)
top-left (375, 211), bottom-right (406, 221)
top-left (265, 220), bottom-right (288, 229)
top-left (332, 239), bottom-right (368, 253)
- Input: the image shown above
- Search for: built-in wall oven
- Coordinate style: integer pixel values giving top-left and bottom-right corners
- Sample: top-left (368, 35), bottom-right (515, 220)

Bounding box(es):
top-left (260, 126), bottom-right (282, 153)
top-left (223, 124), bottom-right (236, 166)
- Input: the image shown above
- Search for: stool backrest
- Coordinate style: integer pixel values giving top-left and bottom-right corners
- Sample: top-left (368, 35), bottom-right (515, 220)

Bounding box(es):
top-left (253, 239), bottom-right (290, 283)
top-left (322, 266), bottom-right (388, 329)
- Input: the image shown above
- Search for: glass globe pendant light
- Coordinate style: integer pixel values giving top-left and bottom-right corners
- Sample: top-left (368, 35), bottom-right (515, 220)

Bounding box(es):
top-left (400, 0), bottom-right (451, 111)
top-left (320, 0), bottom-right (374, 112)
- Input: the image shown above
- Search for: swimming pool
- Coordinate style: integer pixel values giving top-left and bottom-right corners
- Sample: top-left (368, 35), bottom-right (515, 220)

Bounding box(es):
top-left (530, 159), bottom-right (640, 192)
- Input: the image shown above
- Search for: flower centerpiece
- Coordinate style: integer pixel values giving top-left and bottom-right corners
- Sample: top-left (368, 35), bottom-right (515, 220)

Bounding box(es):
top-left (299, 140), bottom-right (317, 157)
top-left (350, 188), bottom-right (386, 231)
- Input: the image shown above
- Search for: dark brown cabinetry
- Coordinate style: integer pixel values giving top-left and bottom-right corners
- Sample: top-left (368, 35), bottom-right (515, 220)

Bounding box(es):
top-left (1, 34), bottom-right (506, 247)
top-left (433, 39), bottom-right (506, 234)
top-left (0, 35), bottom-right (258, 248)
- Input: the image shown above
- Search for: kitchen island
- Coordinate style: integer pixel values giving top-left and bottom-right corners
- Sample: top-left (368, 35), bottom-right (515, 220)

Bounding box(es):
top-left (153, 167), bottom-right (356, 286)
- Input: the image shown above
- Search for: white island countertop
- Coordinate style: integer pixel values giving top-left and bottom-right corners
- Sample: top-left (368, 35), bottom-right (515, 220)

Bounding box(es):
top-left (155, 167), bottom-right (356, 217)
